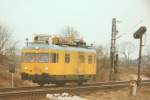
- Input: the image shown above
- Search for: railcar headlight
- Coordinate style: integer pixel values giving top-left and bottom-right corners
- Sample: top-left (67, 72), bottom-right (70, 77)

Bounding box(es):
top-left (45, 67), bottom-right (48, 70)
top-left (24, 67), bottom-right (28, 70)
top-left (35, 46), bottom-right (39, 49)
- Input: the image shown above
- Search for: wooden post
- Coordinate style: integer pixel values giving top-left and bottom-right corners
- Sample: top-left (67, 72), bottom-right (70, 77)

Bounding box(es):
top-left (129, 80), bottom-right (137, 96)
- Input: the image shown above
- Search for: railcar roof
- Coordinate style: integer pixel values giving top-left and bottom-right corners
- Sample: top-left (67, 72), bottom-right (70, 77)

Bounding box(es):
top-left (22, 43), bottom-right (96, 53)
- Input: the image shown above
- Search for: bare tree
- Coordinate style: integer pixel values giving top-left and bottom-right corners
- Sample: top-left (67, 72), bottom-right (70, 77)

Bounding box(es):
top-left (96, 45), bottom-right (110, 81)
top-left (119, 41), bottom-right (135, 66)
top-left (0, 25), bottom-right (10, 55)
top-left (144, 45), bottom-right (150, 67)
top-left (96, 45), bottom-right (109, 59)
top-left (0, 25), bottom-right (18, 56)
top-left (61, 26), bottom-right (79, 40)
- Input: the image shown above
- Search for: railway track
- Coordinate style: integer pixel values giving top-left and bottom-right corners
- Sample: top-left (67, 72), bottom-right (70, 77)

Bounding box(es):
top-left (0, 80), bottom-right (150, 97)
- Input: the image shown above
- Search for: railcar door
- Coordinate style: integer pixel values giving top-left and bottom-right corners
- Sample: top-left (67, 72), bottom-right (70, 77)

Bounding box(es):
top-left (77, 52), bottom-right (85, 75)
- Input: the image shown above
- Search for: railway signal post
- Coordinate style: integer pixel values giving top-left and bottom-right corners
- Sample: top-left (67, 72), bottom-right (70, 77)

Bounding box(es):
top-left (133, 26), bottom-right (147, 86)
top-left (9, 63), bottom-right (16, 88)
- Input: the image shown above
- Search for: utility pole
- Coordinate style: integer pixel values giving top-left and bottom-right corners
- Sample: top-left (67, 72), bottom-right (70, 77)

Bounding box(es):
top-left (109, 18), bottom-right (118, 81)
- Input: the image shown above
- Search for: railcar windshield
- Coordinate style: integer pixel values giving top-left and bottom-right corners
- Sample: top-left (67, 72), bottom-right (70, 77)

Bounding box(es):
top-left (22, 53), bottom-right (37, 62)
top-left (22, 53), bottom-right (49, 63)
top-left (38, 53), bottom-right (49, 63)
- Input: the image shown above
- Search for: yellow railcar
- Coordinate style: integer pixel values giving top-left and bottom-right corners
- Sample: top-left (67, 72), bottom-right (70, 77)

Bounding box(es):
top-left (21, 43), bottom-right (96, 86)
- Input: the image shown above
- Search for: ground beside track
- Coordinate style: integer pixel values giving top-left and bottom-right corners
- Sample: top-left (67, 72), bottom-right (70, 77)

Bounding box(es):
top-left (1, 65), bottom-right (150, 100)
top-left (4, 86), bottom-right (150, 100)
top-left (82, 87), bottom-right (150, 100)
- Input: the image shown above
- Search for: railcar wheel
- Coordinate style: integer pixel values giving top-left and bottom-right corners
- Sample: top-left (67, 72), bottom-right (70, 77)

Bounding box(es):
top-left (38, 82), bottom-right (45, 87)
top-left (55, 82), bottom-right (65, 86)
top-left (77, 81), bottom-right (83, 85)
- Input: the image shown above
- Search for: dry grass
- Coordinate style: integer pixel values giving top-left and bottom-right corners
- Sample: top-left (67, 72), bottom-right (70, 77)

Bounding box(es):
top-left (0, 65), bottom-right (32, 88)
top-left (95, 67), bottom-right (109, 82)
top-left (143, 67), bottom-right (150, 77)
top-left (8, 87), bottom-right (150, 100)
top-left (82, 87), bottom-right (150, 100)
top-left (0, 64), bottom-right (150, 100)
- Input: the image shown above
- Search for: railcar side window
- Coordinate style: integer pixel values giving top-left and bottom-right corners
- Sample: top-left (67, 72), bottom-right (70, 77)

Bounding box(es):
top-left (38, 53), bottom-right (49, 63)
top-left (65, 53), bottom-right (70, 63)
top-left (79, 55), bottom-right (85, 63)
top-left (49, 53), bottom-right (58, 63)
top-left (22, 53), bottom-right (37, 62)
top-left (88, 55), bottom-right (92, 64)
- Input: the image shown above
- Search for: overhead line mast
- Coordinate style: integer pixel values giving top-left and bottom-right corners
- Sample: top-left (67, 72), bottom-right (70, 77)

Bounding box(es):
top-left (109, 18), bottom-right (118, 81)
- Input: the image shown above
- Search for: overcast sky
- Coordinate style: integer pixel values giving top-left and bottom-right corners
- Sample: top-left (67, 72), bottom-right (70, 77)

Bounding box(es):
top-left (0, 0), bottom-right (149, 49)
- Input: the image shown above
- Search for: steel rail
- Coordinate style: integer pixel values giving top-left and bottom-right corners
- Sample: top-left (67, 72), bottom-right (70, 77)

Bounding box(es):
top-left (0, 80), bottom-right (150, 97)
top-left (0, 81), bottom-right (129, 92)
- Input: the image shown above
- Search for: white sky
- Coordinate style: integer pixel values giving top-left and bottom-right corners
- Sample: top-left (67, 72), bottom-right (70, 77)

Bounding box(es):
top-left (0, 0), bottom-right (149, 51)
